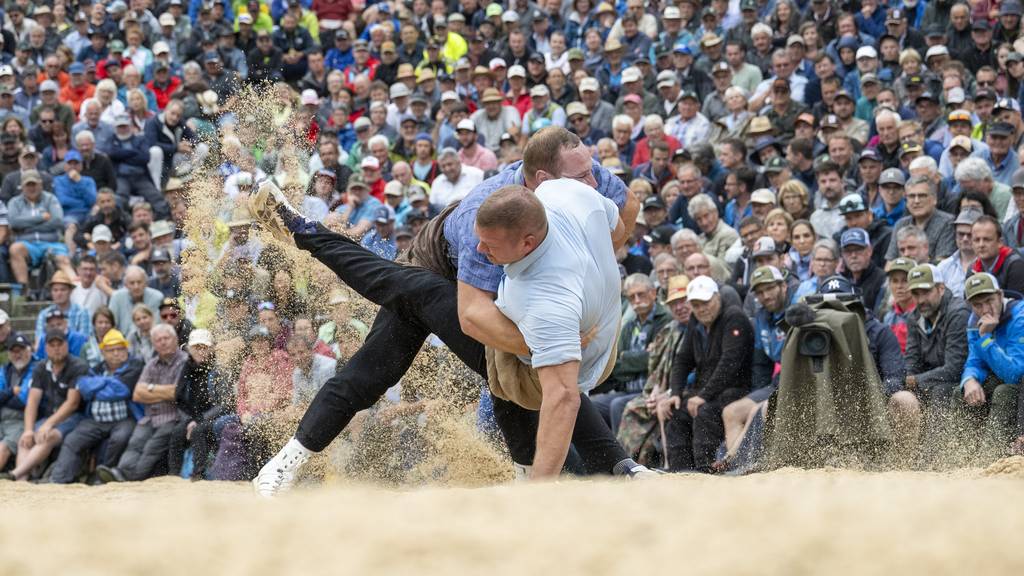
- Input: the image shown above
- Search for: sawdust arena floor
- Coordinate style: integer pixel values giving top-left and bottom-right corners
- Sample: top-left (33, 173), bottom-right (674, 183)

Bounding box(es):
top-left (3, 458), bottom-right (1024, 576)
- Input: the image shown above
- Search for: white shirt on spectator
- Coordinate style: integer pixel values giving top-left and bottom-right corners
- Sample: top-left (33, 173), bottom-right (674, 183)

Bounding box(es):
top-left (495, 178), bottom-right (621, 394)
top-left (430, 165), bottom-right (484, 210)
top-left (71, 283), bottom-right (109, 316)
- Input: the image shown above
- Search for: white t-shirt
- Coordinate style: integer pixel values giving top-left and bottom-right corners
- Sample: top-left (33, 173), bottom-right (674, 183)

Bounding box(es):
top-left (430, 165), bottom-right (484, 210)
top-left (495, 179), bottom-right (621, 394)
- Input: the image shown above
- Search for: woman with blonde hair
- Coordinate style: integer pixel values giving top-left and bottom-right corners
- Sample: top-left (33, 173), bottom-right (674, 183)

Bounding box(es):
top-left (777, 179), bottom-right (812, 221)
top-left (125, 89), bottom-right (154, 134)
top-left (129, 304), bottom-right (156, 360)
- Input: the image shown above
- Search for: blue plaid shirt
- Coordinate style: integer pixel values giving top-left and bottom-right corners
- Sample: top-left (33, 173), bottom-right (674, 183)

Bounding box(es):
top-left (443, 159), bottom-right (628, 293)
top-left (35, 303), bottom-right (93, 340)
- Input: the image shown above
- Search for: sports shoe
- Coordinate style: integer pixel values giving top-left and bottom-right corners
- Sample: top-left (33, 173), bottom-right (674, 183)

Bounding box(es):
top-left (248, 179), bottom-right (310, 244)
top-left (612, 458), bottom-right (662, 480)
top-left (252, 437), bottom-right (313, 498)
top-left (512, 463), bottom-right (532, 481)
top-left (95, 465), bottom-right (125, 483)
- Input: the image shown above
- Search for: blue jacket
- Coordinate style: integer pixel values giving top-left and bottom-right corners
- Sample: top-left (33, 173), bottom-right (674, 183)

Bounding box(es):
top-left (53, 174), bottom-right (97, 219)
top-left (34, 330), bottom-right (88, 361)
top-left (0, 359), bottom-right (36, 410)
top-left (76, 358), bottom-right (145, 421)
top-left (107, 134), bottom-right (150, 177)
top-left (865, 315), bottom-right (905, 396)
top-left (962, 299), bottom-right (1024, 388)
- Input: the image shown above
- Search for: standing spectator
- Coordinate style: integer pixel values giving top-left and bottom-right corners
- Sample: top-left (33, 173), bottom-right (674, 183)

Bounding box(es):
top-left (96, 324), bottom-right (187, 482)
top-left (658, 276), bottom-right (753, 472)
top-left (3, 329), bottom-right (88, 481)
top-left (48, 329), bottom-right (143, 484)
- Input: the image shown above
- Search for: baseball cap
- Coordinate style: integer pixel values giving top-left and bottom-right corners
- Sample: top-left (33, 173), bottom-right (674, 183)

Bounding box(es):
top-left (885, 257), bottom-right (917, 275)
top-left (994, 97), bottom-right (1021, 113)
top-left (7, 333), bottom-right (29, 349)
top-left (818, 275), bottom-right (856, 295)
top-left (989, 122), bottom-right (1015, 137)
top-left (45, 328), bottom-right (67, 343)
top-left (353, 116), bottom-right (371, 131)
top-left (21, 169), bottom-right (41, 185)
top-left (965, 272), bottom-right (1000, 300)
top-left (69, 62), bottom-right (85, 75)
top-left (1013, 167), bottom-right (1024, 190)
top-left (752, 236), bottom-right (778, 258)
top-left (858, 148), bottom-right (882, 164)
top-left (907, 264), bottom-right (942, 291)
top-left (664, 275), bottom-right (690, 304)
top-left (361, 156), bottom-right (380, 170)
top-left (764, 157), bottom-right (789, 174)
top-left (899, 141), bottom-right (923, 158)
top-left (795, 112), bottom-right (816, 127)
top-left (954, 207), bottom-right (984, 226)
top-left (664, 5), bottom-right (681, 18)
top-left (187, 329), bottom-right (213, 348)
top-left (150, 248), bottom-right (172, 263)
top-left (860, 73), bottom-right (880, 86)
top-left (840, 227), bottom-right (871, 248)
top-left (40, 79), bottom-right (59, 93)
top-left (821, 114), bottom-right (841, 129)
top-left (1002, 0), bottom-right (1023, 16)
top-left (64, 149), bottom-right (83, 163)
top-left (45, 308), bottom-right (68, 322)
top-left (856, 46), bottom-right (878, 60)
top-left (486, 3), bottom-right (503, 17)
top-left (973, 19), bottom-right (992, 31)
top-left (456, 118), bottom-right (476, 132)
top-left (374, 204), bottom-right (396, 223)
top-left (530, 84), bottom-right (550, 98)
top-left (787, 35), bottom-right (805, 47)
top-left (347, 175), bottom-right (368, 190)
top-left (566, 102), bottom-right (589, 118)
top-left (99, 329), bottom-right (128, 350)
top-left (711, 61), bottom-right (730, 76)
top-left (926, 45), bottom-right (950, 60)
top-left (750, 266), bottom-right (786, 291)
top-left (621, 67), bottom-right (642, 84)
top-left (948, 109), bottom-right (972, 124)
top-left (389, 83), bottom-right (410, 99)
top-left (750, 188), bottom-right (776, 205)
top-left (642, 196), bottom-right (666, 211)
top-left (489, 57), bottom-right (508, 70)
top-left (686, 275), bottom-right (719, 302)
top-left (507, 65), bottom-right (526, 79)
top-left (300, 89), bottom-right (319, 106)
top-left (579, 77), bottom-right (599, 93)
top-left (838, 193), bottom-right (868, 215)
top-left (644, 224), bottom-right (676, 245)
top-left (0, 309), bottom-right (8, 327)
top-left (833, 89), bottom-right (854, 102)
top-left (92, 224), bottom-right (113, 243)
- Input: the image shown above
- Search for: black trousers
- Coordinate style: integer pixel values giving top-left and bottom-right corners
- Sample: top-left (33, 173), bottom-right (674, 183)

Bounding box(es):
top-left (666, 388), bottom-right (747, 472)
top-left (293, 224), bottom-right (627, 473)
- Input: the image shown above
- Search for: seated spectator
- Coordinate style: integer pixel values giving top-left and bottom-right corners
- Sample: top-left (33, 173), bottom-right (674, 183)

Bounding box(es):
top-left (34, 309), bottom-right (88, 361)
top-left (882, 257), bottom-right (918, 353)
top-left (74, 130), bottom-right (117, 192)
top-left (169, 330), bottom-right (233, 481)
top-left (148, 248), bottom-right (179, 298)
top-left (840, 228), bottom-right (888, 314)
top-left (431, 147), bottom-right (485, 210)
top-left (456, 119), bottom-right (498, 172)
top-left (0, 334), bottom-right (36, 472)
top-left (658, 276), bottom-right (754, 472)
top-left (894, 225), bottom-right (931, 263)
top-left (957, 273), bottom-right (1024, 462)
top-left (71, 255), bottom-right (109, 315)
top-left (939, 208), bottom-right (983, 300)
top-left (49, 329), bottom-right (144, 484)
top-left (236, 326), bottom-right (294, 420)
top-left (97, 251), bottom-right (128, 299)
top-left (888, 265), bottom-right (968, 466)
top-left (126, 221), bottom-right (155, 272)
top-left (3, 329), bottom-right (88, 481)
top-left (293, 316), bottom-right (335, 359)
top-left (810, 160), bottom-right (849, 240)
top-left (128, 304), bottom-right (156, 361)
top-left (96, 324), bottom-right (187, 483)
top-left (289, 333), bottom-right (338, 406)
top-left (361, 205), bottom-right (398, 260)
top-left (158, 298), bottom-right (193, 349)
top-left (969, 215), bottom-right (1024, 295)
top-left (592, 274), bottom-right (671, 434)
top-left (688, 193), bottom-right (738, 262)
top-left (73, 188), bottom-right (127, 251)
top-left (0, 146), bottom-right (55, 204)
top-left (836, 193), bottom-right (891, 270)
top-left (35, 270), bottom-right (92, 339)
top-left (111, 113), bottom-right (168, 220)
top-left (337, 175), bottom-right (382, 238)
top-left (885, 175), bottom-right (956, 261)
top-left (108, 265), bottom-right (164, 335)
top-left (8, 169), bottom-right (78, 295)
top-left (82, 306), bottom-right (117, 368)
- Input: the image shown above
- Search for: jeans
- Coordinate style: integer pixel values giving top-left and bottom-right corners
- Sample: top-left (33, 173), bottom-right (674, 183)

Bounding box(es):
top-left (117, 418), bottom-right (179, 481)
top-left (292, 224), bottom-right (628, 473)
top-left (49, 418), bottom-right (135, 484)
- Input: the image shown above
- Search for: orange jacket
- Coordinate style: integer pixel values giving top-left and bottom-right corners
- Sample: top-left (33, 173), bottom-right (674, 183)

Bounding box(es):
top-left (60, 82), bottom-right (95, 115)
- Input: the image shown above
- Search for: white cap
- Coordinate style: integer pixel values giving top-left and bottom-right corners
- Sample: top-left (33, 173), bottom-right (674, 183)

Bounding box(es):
top-left (622, 66), bottom-right (642, 83)
top-left (389, 83), bottom-right (410, 99)
top-left (0, 65), bottom-right (12, 77)
top-left (579, 77), bottom-right (599, 92)
top-left (188, 329), bottom-right (213, 348)
top-left (750, 188), bottom-right (776, 205)
top-left (158, 12), bottom-right (175, 26)
top-left (92, 224), bottom-right (113, 243)
top-left (501, 9), bottom-right (519, 22)
top-left (0, 308), bottom-right (8, 325)
top-left (926, 45), bottom-right (949, 59)
top-left (686, 275), bottom-right (719, 302)
top-left (663, 6), bottom-right (681, 18)
top-left (361, 156), bottom-right (380, 170)
top-left (456, 118), bottom-right (476, 131)
top-left (300, 89), bottom-right (319, 106)
top-left (529, 84), bottom-right (549, 97)
top-left (440, 90), bottom-right (458, 102)
top-left (489, 57), bottom-right (507, 70)
top-left (508, 64), bottom-right (526, 79)
top-left (153, 41), bottom-right (170, 55)
top-left (856, 46), bottom-right (878, 60)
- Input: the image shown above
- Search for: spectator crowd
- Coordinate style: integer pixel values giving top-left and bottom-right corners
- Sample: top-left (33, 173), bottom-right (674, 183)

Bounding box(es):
top-left (2, 0), bottom-right (1024, 482)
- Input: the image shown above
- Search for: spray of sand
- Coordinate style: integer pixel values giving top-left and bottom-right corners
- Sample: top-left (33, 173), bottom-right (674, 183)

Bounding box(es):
top-left (177, 84), bottom-right (512, 486)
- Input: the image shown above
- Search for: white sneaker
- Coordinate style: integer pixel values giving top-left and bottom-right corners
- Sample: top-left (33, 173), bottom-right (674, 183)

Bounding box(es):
top-left (513, 463), bottom-right (532, 481)
top-left (249, 179), bottom-right (307, 244)
top-left (252, 438), bottom-right (313, 498)
top-left (626, 464), bottom-right (663, 480)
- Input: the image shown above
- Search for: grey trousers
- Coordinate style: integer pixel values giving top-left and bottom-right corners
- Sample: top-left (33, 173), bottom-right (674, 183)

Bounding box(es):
top-left (117, 418), bottom-right (179, 481)
top-left (50, 418), bottom-right (136, 484)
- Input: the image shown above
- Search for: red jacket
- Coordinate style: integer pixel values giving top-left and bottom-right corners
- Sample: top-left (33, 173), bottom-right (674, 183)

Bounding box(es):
top-left (147, 76), bottom-right (182, 110)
